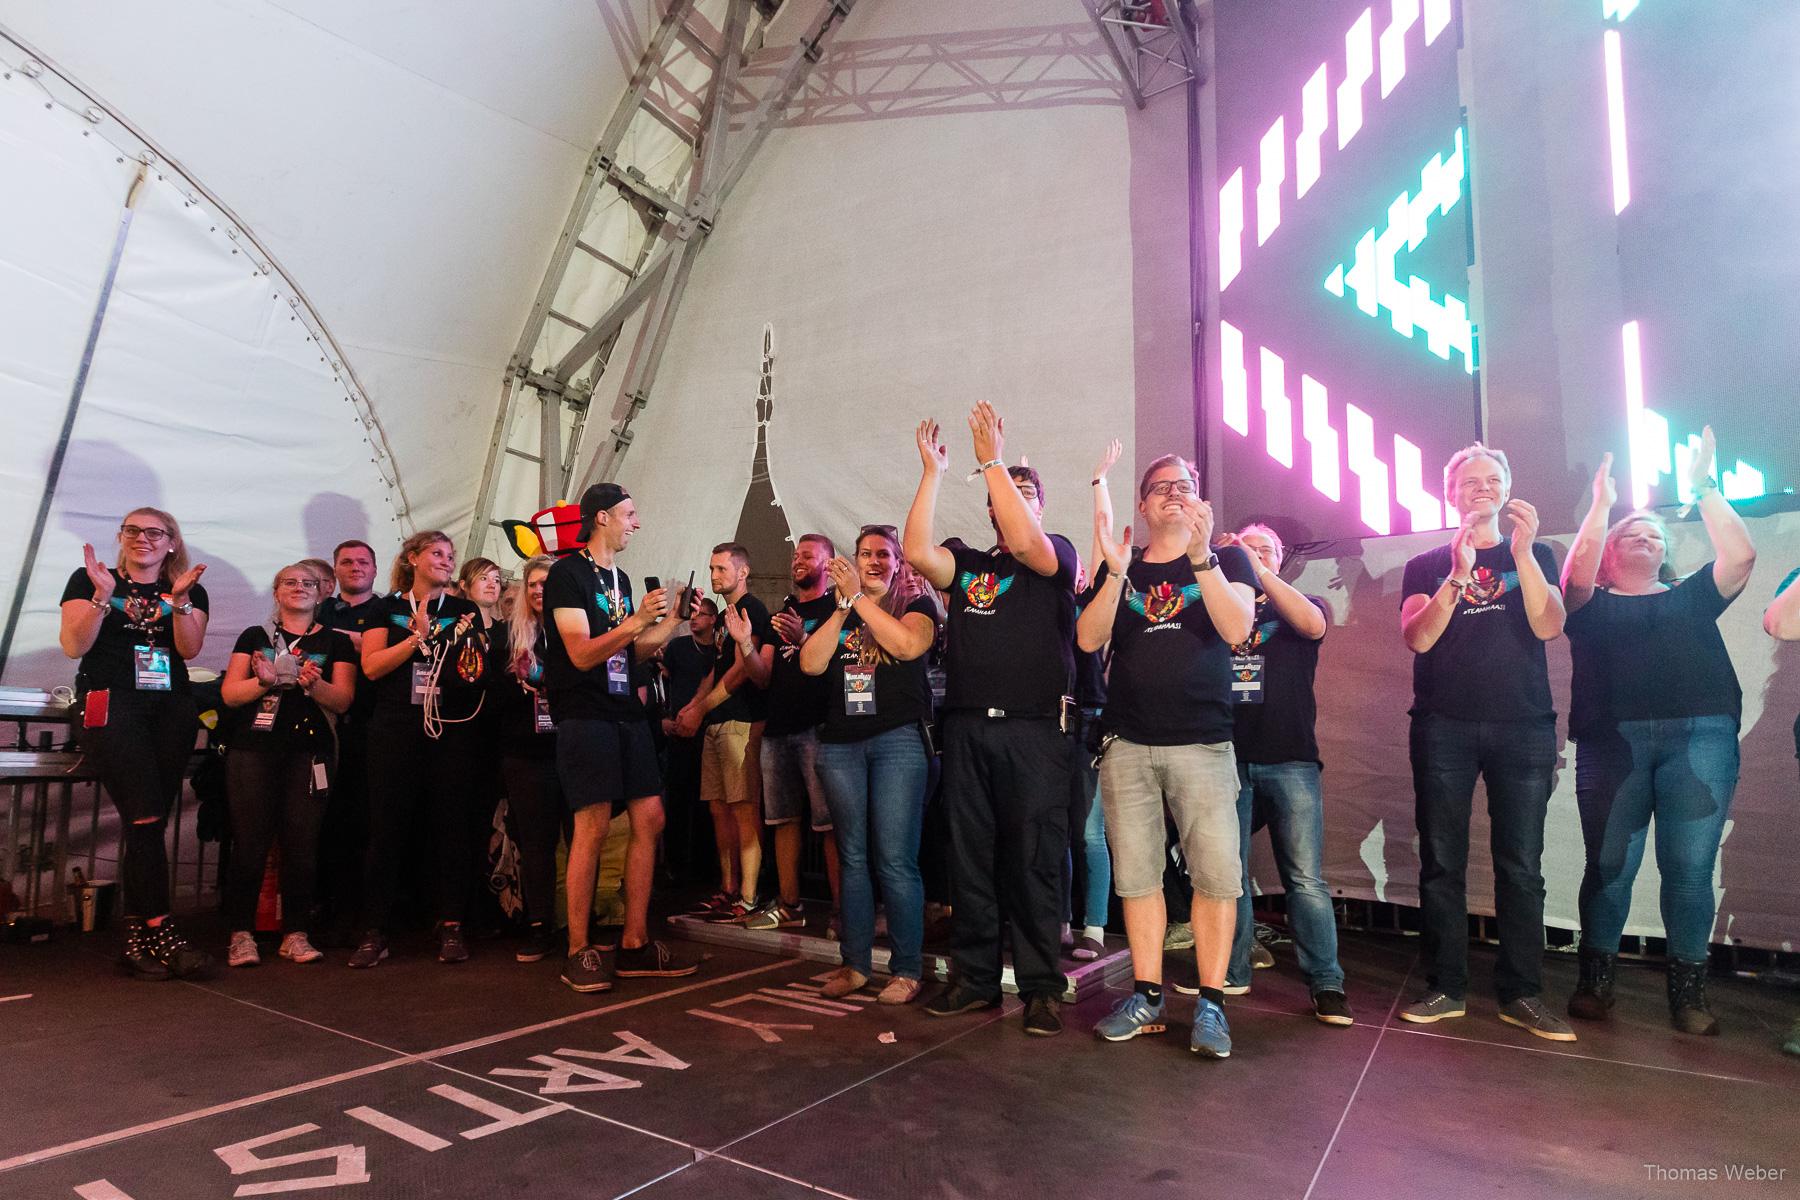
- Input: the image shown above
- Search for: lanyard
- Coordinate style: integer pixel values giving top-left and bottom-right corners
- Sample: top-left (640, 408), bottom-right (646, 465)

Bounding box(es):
top-left (583, 551), bottom-right (623, 619)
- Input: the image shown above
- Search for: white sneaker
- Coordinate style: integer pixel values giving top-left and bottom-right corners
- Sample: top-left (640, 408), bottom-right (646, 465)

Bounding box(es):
top-left (279, 932), bottom-right (324, 964)
top-left (227, 930), bottom-right (261, 968)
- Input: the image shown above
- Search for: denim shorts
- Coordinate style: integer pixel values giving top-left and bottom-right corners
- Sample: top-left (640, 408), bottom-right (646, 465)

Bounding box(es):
top-left (1100, 737), bottom-right (1242, 900)
top-left (761, 728), bottom-right (832, 830)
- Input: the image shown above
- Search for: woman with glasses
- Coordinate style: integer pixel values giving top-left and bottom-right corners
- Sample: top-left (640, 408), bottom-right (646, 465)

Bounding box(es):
top-left (800, 525), bottom-right (942, 1004)
top-left (350, 530), bottom-right (493, 967)
top-left (59, 507), bottom-right (212, 979)
top-left (490, 555), bottom-right (563, 963)
top-left (218, 565), bottom-right (356, 967)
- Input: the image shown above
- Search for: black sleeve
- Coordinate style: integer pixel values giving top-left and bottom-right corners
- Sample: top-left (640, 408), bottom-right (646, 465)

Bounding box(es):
top-left (905, 595), bottom-right (943, 626)
top-left (60, 568), bottom-right (92, 605)
top-left (232, 626), bottom-right (267, 657)
top-left (745, 596), bottom-right (775, 645)
top-left (941, 538), bottom-right (974, 580)
top-left (543, 558), bottom-right (587, 614)
top-left (1681, 562), bottom-right (1734, 619)
top-left (1305, 594), bottom-right (1331, 638)
top-left (1218, 545), bottom-right (1259, 589)
top-left (1048, 533), bottom-right (1079, 587)
top-left (1530, 541), bottom-right (1559, 587)
top-left (188, 581), bottom-right (211, 614)
top-left (1400, 550), bottom-right (1436, 605)
top-left (325, 629), bottom-right (356, 668)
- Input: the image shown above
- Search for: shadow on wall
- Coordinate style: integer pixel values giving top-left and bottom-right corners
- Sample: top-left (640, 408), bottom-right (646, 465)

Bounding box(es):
top-left (304, 492), bottom-right (376, 571)
top-left (1718, 627), bottom-right (1800, 949)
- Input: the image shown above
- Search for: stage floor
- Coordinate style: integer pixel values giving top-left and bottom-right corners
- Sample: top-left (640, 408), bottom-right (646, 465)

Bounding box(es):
top-left (1, 923), bottom-right (1795, 1199)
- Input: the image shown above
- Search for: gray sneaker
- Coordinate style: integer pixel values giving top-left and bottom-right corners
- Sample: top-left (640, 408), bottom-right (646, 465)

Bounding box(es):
top-left (1163, 921), bottom-right (1194, 952)
top-left (1250, 941), bottom-right (1275, 969)
top-left (1400, 992), bottom-right (1467, 1023)
top-left (1499, 996), bottom-right (1578, 1042)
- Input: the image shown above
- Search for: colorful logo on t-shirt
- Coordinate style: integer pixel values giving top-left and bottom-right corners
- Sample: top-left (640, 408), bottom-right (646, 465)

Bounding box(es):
top-left (1233, 616), bottom-right (1280, 654)
top-left (1127, 581), bottom-right (1201, 624)
top-left (114, 593), bottom-right (170, 633)
top-left (837, 624), bottom-right (897, 666)
top-left (958, 571), bottom-right (1014, 610)
top-left (1459, 567), bottom-right (1516, 607)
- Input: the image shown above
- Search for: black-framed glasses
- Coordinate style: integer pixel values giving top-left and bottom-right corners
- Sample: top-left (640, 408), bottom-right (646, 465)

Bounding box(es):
top-left (1145, 480), bottom-right (1198, 498)
top-left (120, 524), bottom-right (170, 543)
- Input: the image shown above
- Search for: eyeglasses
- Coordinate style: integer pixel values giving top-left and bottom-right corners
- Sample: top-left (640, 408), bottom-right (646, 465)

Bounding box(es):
top-left (277, 577), bottom-right (320, 590)
top-left (1144, 480), bottom-right (1198, 498)
top-left (859, 524), bottom-right (899, 539)
top-left (120, 524), bottom-right (170, 543)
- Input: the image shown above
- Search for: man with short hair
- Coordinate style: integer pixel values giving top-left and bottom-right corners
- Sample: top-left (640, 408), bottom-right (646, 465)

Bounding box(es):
top-left (749, 534), bottom-right (842, 930)
top-left (676, 543), bottom-right (775, 922)
top-left (1218, 523), bottom-right (1353, 1027)
top-left (905, 402), bottom-right (1080, 1037)
top-left (1398, 443), bottom-right (1572, 1041)
top-left (314, 538), bottom-right (381, 944)
top-left (544, 483), bottom-right (699, 992)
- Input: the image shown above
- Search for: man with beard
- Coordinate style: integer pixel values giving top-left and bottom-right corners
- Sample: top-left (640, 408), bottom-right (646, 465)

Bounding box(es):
top-left (748, 534), bottom-right (843, 930)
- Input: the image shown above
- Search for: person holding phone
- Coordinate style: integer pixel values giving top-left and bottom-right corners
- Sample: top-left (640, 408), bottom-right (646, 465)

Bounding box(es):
top-left (59, 506), bottom-right (211, 979)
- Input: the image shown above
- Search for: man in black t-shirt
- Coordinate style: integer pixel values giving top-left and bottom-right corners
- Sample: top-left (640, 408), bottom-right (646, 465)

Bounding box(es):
top-left (544, 483), bottom-right (698, 992)
top-left (1767, 567), bottom-right (1800, 1059)
top-left (1397, 442), bottom-right (1573, 1042)
top-left (659, 596), bottom-right (717, 885)
top-left (904, 403), bottom-right (1078, 1037)
top-left (673, 543), bottom-right (776, 922)
top-left (1218, 523), bottom-right (1351, 1027)
top-left (314, 538), bottom-right (381, 943)
top-left (747, 534), bottom-right (842, 931)
top-left (1077, 455), bottom-right (1257, 1059)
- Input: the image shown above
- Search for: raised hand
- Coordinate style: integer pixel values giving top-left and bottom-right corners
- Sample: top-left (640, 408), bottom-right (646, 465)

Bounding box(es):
top-left (1092, 438), bottom-right (1122, 482)
top-left (826, 556), bottom-right (860, 604)
top-left (722, 603), bottom-right (752, 645)
top-left (1095, 509), bottom-right (1133, 576)
top-left (83, 543), bottom-right (115, 601)
top-left (168, 562), bottom-right (207, 605)
top-left (1449, 520), bottom-right (1477, 581)
top-left (1505, 499), bottom-right (1540, 558)
top-left (1591, 452), bottom-right (1617, 511)
top-left (770, 610), bottom-right (806, 646)
top-left (1687, 425), bottom-right (1718, 494)
top-left (1178, 496), bottom-right (1215, 559)
top-left (916, 420), bottom-right (949, 477)
top-left (969, 401), bottom-right (1005, 467)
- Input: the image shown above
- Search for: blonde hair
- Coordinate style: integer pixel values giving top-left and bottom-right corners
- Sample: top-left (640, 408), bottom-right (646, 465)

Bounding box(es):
top-left (1597, 510), bottom-right (1678, 588)
top-left (269, 561), bottom-right (325, 624)
top-left (1442, 442), bottom-right (1511, 504)
top-left (390, 530), bottom-right (454, 593)
top-left (505, 555), bottom-right (557, 681)
top-left (856, 527), bottom-right (943, 623)
top-left (120, 506), bottom-right (189, 590)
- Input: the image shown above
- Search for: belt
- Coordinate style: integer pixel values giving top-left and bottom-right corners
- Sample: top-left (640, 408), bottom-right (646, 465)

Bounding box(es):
top-left (974, 708), bottom-right (1055, 720)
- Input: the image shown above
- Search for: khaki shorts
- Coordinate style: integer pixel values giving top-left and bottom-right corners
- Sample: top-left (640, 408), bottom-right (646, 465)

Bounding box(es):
top-left (700, 720), bottom-right (759, 806)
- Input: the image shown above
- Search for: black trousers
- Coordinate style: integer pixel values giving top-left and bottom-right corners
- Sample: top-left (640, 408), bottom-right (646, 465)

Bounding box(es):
top-left (360, 720), bottom-right (482, 929)
top-left (501, 754), bottom-right (564, 927)
top-left (79, 690), bottom-right (196, 918)
top-left (224, 746), bottom-right (325, 932)
top-left (315, 718), bottom-right (368, 930)
top-left (942, 711), bottom-right (1072, 998)
top-left (1063, 712), bottom-right (1102, 927)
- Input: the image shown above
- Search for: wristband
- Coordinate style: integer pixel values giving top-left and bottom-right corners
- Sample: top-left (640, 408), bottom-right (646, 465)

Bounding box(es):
top-left (172, 600), bottom-right (195, 616)
top-left (87, 597), bottom-right (107, 610)
top-left (837, 594), bottom-right (855, 611)
top-left (966, 458), bottom-right (1004, 481)
top-left (1091, 478), bottom-right (1104, 487)
top-left (1445, 576), bottom-right (1471, 591)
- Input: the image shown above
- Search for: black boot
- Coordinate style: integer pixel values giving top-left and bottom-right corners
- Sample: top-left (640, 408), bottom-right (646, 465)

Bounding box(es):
top-left (1667, 958), bottom-right (1719, 1036)
top-left (1567, 947), bottom-right (1616, 1021)
top-left (122, 917), bottom-right (173, 980)
top-left (142, 917), bottom-right (214, 980)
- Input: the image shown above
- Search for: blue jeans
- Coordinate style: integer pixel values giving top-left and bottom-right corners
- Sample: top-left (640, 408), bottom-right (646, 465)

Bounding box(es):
top-left (1575, 715), bottom-right (1739, 963)
top-left (817, 725), bottom-right (930, 979)
top-left (1080, 779), bottom-right (1111, 926)
top-left (1410, 714), bottom-right (1557, 1004)
top-left (1227, 761), bottom-right (1345, 995)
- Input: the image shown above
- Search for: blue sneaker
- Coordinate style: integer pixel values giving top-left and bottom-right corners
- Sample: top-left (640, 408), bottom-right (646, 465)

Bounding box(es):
top-left (1094, 992), bottom-right (1168, 1042)
top-left (1190, 997), bottom-right (1232, 1058)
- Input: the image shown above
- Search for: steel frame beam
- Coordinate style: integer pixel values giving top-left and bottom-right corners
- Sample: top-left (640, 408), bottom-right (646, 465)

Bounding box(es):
top-left (1082, 0), bottom-right (1201, 108)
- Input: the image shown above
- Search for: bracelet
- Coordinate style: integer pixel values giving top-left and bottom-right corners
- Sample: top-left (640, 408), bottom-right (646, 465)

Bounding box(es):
top-left (87, 597), bottom-right (107, 610)
top-left (837, 594), bottom-right (855, 611)
top-left (1445, 576), bottom-right (1471, 591)
top-left (172, 600), bottom-right (195, 616)
top-left (1091, 478), bottom-right (1104, 487)
top-left (977, 459), bottom-right (1004, 473)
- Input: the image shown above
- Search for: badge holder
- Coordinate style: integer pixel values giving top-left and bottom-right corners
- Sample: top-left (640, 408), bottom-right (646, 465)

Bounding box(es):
top-left (134, 645), bottom-right (172, 692)
top-left (605, 651), bottom-right (631, 697)
top-left (1231, 653), bottom-right (1265, 704)
top-left (844, 665), bottom-right (876, 716)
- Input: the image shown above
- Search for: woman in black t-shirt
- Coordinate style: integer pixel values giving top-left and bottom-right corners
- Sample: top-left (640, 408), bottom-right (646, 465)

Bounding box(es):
top-left (218, 564), bottom-right (355, 968)
top-left (1560, 440), bottom-right (1757, 1036)
top-left (58, 506), bottom-right (211, 980)
top-left (490, 555), bottom-right (562, 964)
top-left (800, 526), bottom-right (942, 1005)
top-left (350, 530), bottom-right (493, 968)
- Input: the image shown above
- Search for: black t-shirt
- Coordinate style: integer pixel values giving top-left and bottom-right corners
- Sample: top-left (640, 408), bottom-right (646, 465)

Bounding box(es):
top-left (1781, 567), bottom-right (1800, 759)
top-left (543, 552), bottom-right (643, 722)
top-left (818, 596), bottom-right (940, 744)
top-left (1101, 547), bottom-right (1260, 746)
top-left (228, 625), bottom-right (355, 751)
top-left (318, 593), bottom-right (383, 724)
top-left (706, 593), bottom-right (775, 726)
top-left (1231, 593), bottom-right (1327, 764)
top-left (62, 568), bottom-right (211, 694)
top-left (662, 635), bottom-right (716, 716)
top-left (365, 591), bottom-right (490, 728)
top-left (1072, 583), bottom-right (1108, 709)
top-left (488, 620), bottom-right (555, 760)
top-left (1565, 565), bottom-right (1740, 738)
top-left (764, 593), bottom-right (839, 737)
top-left (941, 534), bottom-right (1078, 714)
top-left (1400, 541), bottom-right (1560, 722)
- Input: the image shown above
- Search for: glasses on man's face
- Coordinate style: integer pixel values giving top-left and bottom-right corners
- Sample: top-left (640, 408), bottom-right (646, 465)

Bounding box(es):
top-left (1145, 479), bottom-right (1198, 498)
top-left (1015, 486), bottom-right (1040, 501)
top-left (120, 524), bottom-right (170, 543)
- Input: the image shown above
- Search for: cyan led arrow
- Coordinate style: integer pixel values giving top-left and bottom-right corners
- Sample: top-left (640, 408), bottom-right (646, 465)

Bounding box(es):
top-left (1324, 127), bottom-right (1475, 373)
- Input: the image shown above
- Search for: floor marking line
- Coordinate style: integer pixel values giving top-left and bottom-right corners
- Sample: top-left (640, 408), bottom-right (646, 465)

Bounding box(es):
top-left (1384, 1023), bottom-right (1781, 1086)
top-left (1300, 955), bottom-right (1416, 1200)
top-left (696, 1150), bottom-right (866, 1199)
top-left (342, 1106), bottom-right (452, 1152)
top-left (0, 957), bottom-right (798, 1175)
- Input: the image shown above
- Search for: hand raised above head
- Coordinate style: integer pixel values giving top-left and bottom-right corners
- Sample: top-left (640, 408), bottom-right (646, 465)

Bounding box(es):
top-left (968, 401), bottom-right (1005, 466)
top-left (916, 420), bottom-right (949, 476)
top-left (1591, 451), bottom-right (1617, 510)
top-left (1092, 438), bottom-right (1122, 482)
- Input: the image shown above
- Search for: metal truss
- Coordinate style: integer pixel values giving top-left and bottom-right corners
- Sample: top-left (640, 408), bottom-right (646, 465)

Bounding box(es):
top-left (1082, 0), bottom-right (1203, 108)
top-left (468, 0), bottom-right (859, 561)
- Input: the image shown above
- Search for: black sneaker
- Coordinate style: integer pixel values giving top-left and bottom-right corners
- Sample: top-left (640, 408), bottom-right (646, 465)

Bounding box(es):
top-left (146, 918), bottom-right (214, 979)
top-left (436, 923), bottom-right (470, 964)
top-left (705, 898), bottom-right (759, 924)
top-left (614, 939), bottom-right (700, 978)
top-left (516, 923), bottom-right (557, 964)
top-left (686, 891), bottom-right (733, 917)
top-left (924, 984), bottom-right (1002, 1017)
top-left (1313, 990), bottom-right (1356, 1027)
top-left (347, 930), bottom-right (388, 968)
top-left (561, 945), bottom-right (614, 993)
top-left (1023, 994), bottom-right (1064, 1037)
top-left (121, 917), bottom-right (172, 980)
